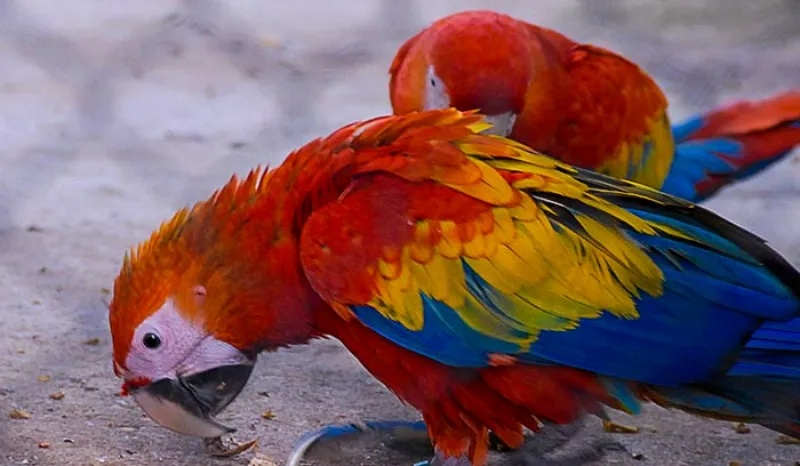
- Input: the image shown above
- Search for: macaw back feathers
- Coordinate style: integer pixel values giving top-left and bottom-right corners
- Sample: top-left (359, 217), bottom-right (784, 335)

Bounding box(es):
top-left (555, 43), bottom-right (675, 190)
top-left (572, 167), bottom-right (800, 299)
top-left (296, 110), bottom-right (800, 450)
top-left (298, 109), bottom-right (799, 380)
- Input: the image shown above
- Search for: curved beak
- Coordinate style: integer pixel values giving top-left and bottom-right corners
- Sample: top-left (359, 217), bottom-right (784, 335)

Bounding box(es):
top-left (129, 363), bottom-right (255, 438)
top-left (481, 111), bottom-right (517, 137)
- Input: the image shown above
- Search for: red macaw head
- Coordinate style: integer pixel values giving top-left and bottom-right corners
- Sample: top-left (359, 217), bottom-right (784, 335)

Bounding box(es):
top-left (389, 10), bottom-right (542, 136)
top-left (108, 172), bottom-right (315, 439)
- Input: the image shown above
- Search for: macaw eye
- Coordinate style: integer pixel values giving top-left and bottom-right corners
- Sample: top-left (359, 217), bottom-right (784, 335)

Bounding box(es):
top-left (430, 77), bottom-right (436, 87)
top-left (142, 332), bottom-right (162, 349)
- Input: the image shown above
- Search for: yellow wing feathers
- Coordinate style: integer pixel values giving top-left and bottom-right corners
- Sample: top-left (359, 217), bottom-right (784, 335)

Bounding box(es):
top-left (364, 123), bottom-right (667, 349)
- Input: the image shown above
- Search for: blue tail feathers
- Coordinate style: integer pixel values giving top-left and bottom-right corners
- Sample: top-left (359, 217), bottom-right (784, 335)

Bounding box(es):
top-left (662, 114), bottom-right (794, 202)
top-left (647, 316), bottom-right (800, 435)
top-left (662, 93), bottom-right (800, 203)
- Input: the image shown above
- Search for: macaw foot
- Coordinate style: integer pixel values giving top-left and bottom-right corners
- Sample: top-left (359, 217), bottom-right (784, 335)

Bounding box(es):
top-left (287, 417), bottom-right (626, 466)
top-left (601, 419), bottom-right (640, 434)
top-left (415, 420), bottom-right (625, 466)
top-left (414, 436), bottom-right (627, 466)
top-left (493, 437), bottom-right (627, 466)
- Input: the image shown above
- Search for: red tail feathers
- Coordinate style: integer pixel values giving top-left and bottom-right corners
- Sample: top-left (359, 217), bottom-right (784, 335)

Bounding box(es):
top-left (687, 91), bottom-right (800, 140)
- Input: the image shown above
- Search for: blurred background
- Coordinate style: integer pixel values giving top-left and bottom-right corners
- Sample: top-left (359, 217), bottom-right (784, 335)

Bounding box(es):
top-left (0, 1), bottom-right (798, 465)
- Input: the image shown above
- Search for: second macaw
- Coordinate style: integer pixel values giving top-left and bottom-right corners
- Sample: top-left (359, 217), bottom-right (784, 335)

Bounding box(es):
top-left (388, 10), bottom-right (800, 204)
top-left (109, 109), bottom-right (800, 466)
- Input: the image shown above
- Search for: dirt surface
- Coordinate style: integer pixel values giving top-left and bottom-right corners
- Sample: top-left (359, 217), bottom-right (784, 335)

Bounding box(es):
top-left (1, 1), bottom-right (799, 465)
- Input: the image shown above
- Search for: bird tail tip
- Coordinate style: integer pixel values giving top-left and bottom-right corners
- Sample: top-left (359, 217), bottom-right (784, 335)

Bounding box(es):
top-left (665, 90), bottom-right (800, 202)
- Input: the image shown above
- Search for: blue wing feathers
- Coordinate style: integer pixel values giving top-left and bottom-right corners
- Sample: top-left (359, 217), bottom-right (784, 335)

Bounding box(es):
top-left (352, 300), bottom-right (489, 368)
top-left (351, 182), bottom-right (799, 413)
top-left (352, 191), bottom-right (799, 386)
top-left (529, 284), bottom-right (758, 384)
top-left (612, 207), bottom-right (751, 262)
top-left (629, 233), bottom-right (795, 314)
top-left (353, 255), bottom-right (787, 384)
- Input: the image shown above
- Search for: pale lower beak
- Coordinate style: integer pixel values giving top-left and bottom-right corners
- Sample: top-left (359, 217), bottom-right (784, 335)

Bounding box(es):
top-left (481, 111), bottom-right (518, 137)
top-left (129, 363), bottom-right (255, 438)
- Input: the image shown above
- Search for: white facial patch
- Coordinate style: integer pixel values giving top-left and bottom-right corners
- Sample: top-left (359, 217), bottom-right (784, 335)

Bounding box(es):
top-left (124, 299), bottom-right (206, 381)
top-left (481, 112), bottom-right (518, 137)
top-left (423, 65), bottom-right (450, 110)
top-left (124, 298), bottom-right (250, 383)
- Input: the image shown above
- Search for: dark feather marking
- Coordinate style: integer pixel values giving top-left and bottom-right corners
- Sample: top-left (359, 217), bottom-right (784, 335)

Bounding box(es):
top-left (547, 166), bottom-right (800, 300)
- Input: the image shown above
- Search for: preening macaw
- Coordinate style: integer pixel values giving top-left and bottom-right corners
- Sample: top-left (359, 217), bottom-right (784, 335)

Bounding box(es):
top-left (109, 109), bottom-right (800, 466)
top-left (388, 10), bottom-right (800, 204)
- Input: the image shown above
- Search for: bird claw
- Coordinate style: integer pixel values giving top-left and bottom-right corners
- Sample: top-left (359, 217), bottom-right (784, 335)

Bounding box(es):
top-left (601, 420), bottom-right (640, 434)
top-left (495, 437), bottom-right (628, 466)
top-left (417, 431), bottom-right (627, 466)
top-left (203, 435), bottom-right (257, 458)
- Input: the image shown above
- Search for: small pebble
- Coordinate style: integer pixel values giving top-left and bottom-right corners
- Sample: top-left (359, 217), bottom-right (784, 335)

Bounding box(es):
top-left (204, 436), bottom-right (257, 458)
top-left (9, 409), bottom-right (32, 419)
top-left (776, 435), bottom-right (800, 444)
top-left (36, 375), bottom-right (50, 383)
top-left (84, 338), bottom-right (101, 346)
top-left (49, 392), bottom-right (65, 400)
top-left (38, 442), bottom-right (50, 449)
top-left (734, 422), bottom-right (751, 434)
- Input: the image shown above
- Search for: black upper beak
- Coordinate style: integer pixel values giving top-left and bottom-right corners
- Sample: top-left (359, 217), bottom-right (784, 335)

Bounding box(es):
top-left (129, 363), bottom-right (255, 438)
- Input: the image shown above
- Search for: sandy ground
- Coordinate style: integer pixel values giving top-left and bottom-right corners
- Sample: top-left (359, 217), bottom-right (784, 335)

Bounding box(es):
top-left (0, 1), bottom-right (799, 465)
